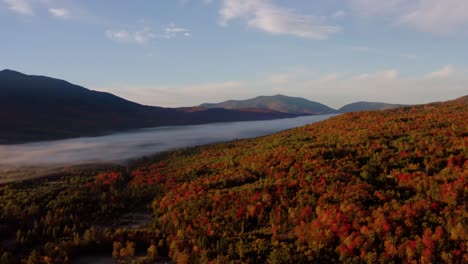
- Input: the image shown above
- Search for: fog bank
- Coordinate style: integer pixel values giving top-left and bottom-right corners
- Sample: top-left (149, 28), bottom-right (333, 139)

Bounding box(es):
top-left (0, 115), bottom-right (333, 166)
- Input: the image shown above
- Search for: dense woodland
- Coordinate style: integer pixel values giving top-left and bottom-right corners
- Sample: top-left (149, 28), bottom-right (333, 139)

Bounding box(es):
top-left (0, 96), bottom-right (467, 263)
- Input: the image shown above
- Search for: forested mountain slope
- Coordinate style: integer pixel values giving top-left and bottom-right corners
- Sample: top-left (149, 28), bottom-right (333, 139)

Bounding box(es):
top-left (0, 96), bottom-right (466, 263)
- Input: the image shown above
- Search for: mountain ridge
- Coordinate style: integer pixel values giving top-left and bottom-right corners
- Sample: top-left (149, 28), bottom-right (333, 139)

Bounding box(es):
top-left (0, 70), bottom-right (299, 144)
top-left (0, 69), bottom-right (413, 144)
top-left (201, 94), bottom-right (406, 114)
top-left (201, 94), bottom-right (337, 115)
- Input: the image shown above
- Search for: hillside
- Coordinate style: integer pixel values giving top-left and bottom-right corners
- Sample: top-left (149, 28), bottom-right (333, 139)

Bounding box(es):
top-left (0, 96), bottom-right (466, 263)
top-left (200, 94), bottom-right (337, 115)
top-left (0, 70), bottom-right (299, 143)
top-left (338, 101), bottom-right (407, 113)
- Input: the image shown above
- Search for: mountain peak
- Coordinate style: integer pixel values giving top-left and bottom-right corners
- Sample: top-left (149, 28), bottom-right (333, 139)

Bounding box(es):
top-left (201, 94), bottom-right (337, 115)
top-left (0, 69), bottom-right (26, 77)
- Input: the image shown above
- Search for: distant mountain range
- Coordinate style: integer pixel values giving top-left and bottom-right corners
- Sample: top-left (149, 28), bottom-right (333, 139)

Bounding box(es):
top-left (0, 70), bottom-right (298, 144)
top-left (201, 94), bottom-right (337, 115)
top-left (0, 69), bottom-right (408, 144)
top-left (201, 95), bottom-right (405, 114)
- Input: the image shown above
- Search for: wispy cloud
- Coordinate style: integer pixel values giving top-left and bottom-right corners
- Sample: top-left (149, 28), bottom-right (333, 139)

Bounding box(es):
top-left (106, 27), bottom-right (156, 45)
top-left (3, 0), bottom-right (33, 15)
top-left (164, 22), bottom-right (192, 38)
top-left (350, 0), bottom-right (468, 34)
top-left (48, 7), bottom-right (71, 19)
top-left (398, 0), bottom-right (468, 34)
top-left (425, 65), bottom-right (454, 79)
top-left (106, 22), bottom-right (192, 45)
top-left (4, 0), bottom-right (97, 22)
top-left (219, 0), bottom-right (341, 39)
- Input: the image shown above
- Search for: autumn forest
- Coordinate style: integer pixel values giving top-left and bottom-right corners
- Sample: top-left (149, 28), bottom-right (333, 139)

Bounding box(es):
top-left (0, 96), bottom-right (467, 263)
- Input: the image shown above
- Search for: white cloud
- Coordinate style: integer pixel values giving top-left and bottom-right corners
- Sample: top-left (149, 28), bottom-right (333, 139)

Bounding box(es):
top-left (425, 65), bottom-right (454, 79)
top-left (350, 0), bottom-right (468, 34)
top-left (48, 7), bottom-right (71, 19)
top-left (106, 30), bottom-right (131, 42)
top-left (219, 0), bottom-right (341, 39)
top-left (165, 22), bottom-right (192, 38)
top-left (106, 22), bottom-right (192, 44)
top-left (106, 28), bottom-right (155, 45)
top-left (3, 0), bottom-right (33, 15)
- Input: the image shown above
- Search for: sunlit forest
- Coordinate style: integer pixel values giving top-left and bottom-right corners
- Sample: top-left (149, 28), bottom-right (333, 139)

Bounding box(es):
top-left (1, 96), bottom-right (467, 263)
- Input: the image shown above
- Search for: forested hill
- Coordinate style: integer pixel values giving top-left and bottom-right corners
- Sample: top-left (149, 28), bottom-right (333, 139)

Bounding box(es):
top-left (0, 95), bottom-right (466, 263)
top-left (338, 101), bottom-right (407, 112)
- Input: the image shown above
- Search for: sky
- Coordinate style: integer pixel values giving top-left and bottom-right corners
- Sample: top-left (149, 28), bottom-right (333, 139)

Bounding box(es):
top-left (1, 0), bottom-right (468, 108)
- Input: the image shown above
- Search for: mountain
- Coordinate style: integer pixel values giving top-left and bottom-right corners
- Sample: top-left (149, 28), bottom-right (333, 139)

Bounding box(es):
top-left (200, 94), bottom-right (337, 115)
top-left (0, 70), bottom-right (298, 144)
top-left (201, 95), bottom-right (406, 115)
top-left (0, 95), bottom-right (466, 263)
top-left (338, 101), bottom-right (406, 113)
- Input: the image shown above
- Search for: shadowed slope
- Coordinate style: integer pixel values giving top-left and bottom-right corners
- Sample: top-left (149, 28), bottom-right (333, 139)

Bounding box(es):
top-left (0, 70), bottom-right (299, 143)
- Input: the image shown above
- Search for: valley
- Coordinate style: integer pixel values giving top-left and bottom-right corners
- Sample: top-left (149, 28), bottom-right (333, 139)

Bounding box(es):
top-left (2, 1), bottom-right (468, 262)
top-left (0, 96), bottom-right (466, 263)
top-left (0, 114), bottom-right (334, 184)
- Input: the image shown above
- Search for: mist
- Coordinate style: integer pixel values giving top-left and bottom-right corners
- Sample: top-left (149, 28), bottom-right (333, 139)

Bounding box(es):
top-left (0, 115), bottom-right (333, 182)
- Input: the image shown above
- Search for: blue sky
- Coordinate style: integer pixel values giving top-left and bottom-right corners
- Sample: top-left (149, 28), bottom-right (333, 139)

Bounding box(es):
top-left (1, 0), bottom-right (467, 108)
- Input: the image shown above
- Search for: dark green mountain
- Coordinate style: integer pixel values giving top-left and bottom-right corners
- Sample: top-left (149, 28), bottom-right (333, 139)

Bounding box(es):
top-left (200, 94), bottom-right (337, 115)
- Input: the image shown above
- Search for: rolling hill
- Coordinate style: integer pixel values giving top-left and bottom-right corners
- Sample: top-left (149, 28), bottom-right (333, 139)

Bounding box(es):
top-left (201, 94), bottom-right (408, 114)
top-left (0, 95), bottom-right (466, 263)
top-left (0, 70), bottom-right (299, 144)
top-left (338, 101), bottom-right (407, 113)
top-left (200, 94), bottom-right (337, 115)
